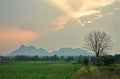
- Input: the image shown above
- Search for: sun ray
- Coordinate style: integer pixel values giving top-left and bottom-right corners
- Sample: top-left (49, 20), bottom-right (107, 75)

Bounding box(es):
top-left (46, 0), bottom-right (118, 29)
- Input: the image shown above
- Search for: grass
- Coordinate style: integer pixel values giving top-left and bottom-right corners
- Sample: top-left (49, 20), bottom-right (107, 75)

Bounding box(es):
top-left (73, 65), bottom-right (120, 79)
top-left (0, 61), bottom-right (120, 79)
top-left (0, 61), bottom-right (79, 79)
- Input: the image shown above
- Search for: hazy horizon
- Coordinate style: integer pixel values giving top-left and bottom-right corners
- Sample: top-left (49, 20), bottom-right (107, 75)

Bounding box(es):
top-left (0, 0), bottom-right (120, 55)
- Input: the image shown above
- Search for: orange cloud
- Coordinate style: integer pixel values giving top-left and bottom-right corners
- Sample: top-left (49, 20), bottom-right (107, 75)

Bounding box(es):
top-left (0, 27), bottom-right (36, 47)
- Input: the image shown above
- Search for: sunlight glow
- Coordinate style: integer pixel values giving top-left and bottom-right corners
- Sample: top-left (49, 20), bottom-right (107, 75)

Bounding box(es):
top-left (0, 27), bottom-right (36, 46)
top-left (47, 0), bottom-right (117, 29)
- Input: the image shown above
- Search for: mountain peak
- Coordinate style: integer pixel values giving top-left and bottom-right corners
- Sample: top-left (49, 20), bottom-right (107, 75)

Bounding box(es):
top-left (10, 45), bottom-right (48, 56)
top-left (19, 45), bottom-right (37, 50)
top-left (19, 44), bottom-right (27, 50)
top-left (20, 44), bottom-right (26, 48)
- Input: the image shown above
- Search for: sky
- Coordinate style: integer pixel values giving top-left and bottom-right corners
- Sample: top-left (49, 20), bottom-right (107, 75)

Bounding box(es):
top-left (0, 0), bottom-right (120, 55)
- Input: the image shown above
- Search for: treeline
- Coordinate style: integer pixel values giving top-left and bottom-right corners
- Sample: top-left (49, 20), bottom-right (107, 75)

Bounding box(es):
top-left (0, 55), bottom-right (75, 62)
top-left (0, 54), bottom-right (120, 66)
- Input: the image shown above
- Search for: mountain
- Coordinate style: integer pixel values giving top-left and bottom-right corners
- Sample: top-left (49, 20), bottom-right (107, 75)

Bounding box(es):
top-left (9, 45), bottom-right (92, 56)
top-left (50, 48), bottom-right (91, 56)
top-left (9, 45), bottom-right (48, 56)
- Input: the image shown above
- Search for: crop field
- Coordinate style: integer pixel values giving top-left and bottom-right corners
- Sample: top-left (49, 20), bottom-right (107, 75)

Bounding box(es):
top-left (0, 61), bottom-right (120, 79)
top-left (0, 61), bottom-right (79, 79)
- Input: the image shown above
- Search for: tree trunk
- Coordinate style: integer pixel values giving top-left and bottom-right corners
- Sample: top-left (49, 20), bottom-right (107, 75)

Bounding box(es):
top-left (95, 53), bottom-right (100, 66)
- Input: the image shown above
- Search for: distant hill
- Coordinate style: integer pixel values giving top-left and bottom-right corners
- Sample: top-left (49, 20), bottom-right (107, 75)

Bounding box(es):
top-left (9, 45), bottom-right (48, 56)
top-left (50, 48), bottom-right (91, 56)
top-left (9, 45), bottom-right (92, 56)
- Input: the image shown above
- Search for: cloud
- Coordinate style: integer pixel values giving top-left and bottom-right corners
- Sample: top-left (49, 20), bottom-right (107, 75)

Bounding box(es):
top-left (46, 0), bottom-right (118, 29)
top-left (47, 0), bottom-right (74, 15)
top-left (50, 16), bottom-right (70, 29)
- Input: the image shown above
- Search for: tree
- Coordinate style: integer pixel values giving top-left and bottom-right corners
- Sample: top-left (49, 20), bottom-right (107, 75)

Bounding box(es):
top-left (102, 55), bottom-right (116, 66)
top-left (83, 57), bottom-right (89, 66)
top-left (83, 31), bottom-right (112, 66)
top-left (53, 55), bottom-right (58, 61)
top-left (32, 55), bottom-right (39, 61)
top-left (66, 56), bottom-right (74, 63)
top-left (60, 55), bottom-right (64, 60)
top-left (77, 56), bottom-right (82, 64)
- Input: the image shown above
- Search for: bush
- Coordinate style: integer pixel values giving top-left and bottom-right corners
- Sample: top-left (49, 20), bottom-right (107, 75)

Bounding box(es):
top-left (102, 55), bottom-right (116, 66)
top-left (83, 57), bottom-right (89, 65)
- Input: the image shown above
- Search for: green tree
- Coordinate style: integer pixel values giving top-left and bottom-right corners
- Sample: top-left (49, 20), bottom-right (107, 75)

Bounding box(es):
top-left (83, 57), bottom-right (89, 65)
top-left (102, 55), bottom-right (116, 66)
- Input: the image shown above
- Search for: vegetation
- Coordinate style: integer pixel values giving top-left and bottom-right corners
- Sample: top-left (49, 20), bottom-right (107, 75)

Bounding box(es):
top-left (0, 61), bottom-right (79, 79)
top-left (83, 31), bottom-right (112, 66)
top-left (0, 54), bottom-right (120, 79)
top-left (83, 57), bottom-right (89, 65)
top-left (102, 55), bottom-right (116, 66)
top-left (0, 54), bottom-right (119, 65)
top-left (73, 66), bottom-right (120, 79)
top-left (0, 30), bottom-right (119, 79)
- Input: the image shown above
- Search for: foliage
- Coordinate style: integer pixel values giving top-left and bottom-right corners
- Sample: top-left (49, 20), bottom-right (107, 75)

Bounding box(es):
top-left (65, 56), bottom-right (74, 63)
top-left (73, 66), bottom-right (120, 79)
top-left (83, 57), bottom-right (89, 65)
top-left (102, 55), bottom-right (116, 66)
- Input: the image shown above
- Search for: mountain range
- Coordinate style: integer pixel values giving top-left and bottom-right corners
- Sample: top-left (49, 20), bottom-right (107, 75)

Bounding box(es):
top-left (9, 45), bottom-right (92, 56)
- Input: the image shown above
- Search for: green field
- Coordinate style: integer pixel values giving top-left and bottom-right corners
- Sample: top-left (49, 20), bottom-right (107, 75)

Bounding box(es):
top-left (0, 61), bottom-right (120, 79)
top-left (0, 61), bottom-right (79, 79)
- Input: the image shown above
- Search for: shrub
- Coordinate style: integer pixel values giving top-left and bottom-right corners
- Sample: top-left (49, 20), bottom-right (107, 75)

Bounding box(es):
top-left (102, 55), bottom-right (116, 66)
top-left (83, 57), bottom-right (89, 65)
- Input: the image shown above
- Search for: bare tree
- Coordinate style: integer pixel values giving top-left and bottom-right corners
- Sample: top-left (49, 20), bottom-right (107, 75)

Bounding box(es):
top-left (83, 31), bottom-right (112, 65)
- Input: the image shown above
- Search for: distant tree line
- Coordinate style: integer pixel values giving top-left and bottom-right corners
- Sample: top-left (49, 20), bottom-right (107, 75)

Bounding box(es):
top-left (0, 54), bottom-right (120, 66)
top-left (0, 55), bottom-right (75, 62)
top-left (91, 54), bottom-right (120, 66)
